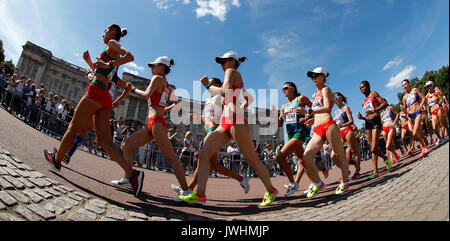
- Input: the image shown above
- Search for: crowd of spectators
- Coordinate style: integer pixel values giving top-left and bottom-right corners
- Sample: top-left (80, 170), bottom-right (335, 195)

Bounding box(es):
top-left (1, 62), bottom-right (374, 179)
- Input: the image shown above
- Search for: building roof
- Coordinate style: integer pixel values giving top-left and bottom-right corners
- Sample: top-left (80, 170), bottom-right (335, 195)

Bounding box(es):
top-left (23, 41), bottom-right (85, 75)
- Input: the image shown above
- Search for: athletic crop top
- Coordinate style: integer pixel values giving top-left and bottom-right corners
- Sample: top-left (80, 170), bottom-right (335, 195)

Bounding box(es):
top-left (283, 97), bottom-right (308, 134)
top-left (381, 108), bottom-right (395, 123)
top-left (312, 89), bottom-right (333, 112)
top-left (426, 91), bottom-right (439, 107)
top-left (405, 92), bottom-right (420, 108)
top-left (334, 106), bottom-right (350, 126)
top-left (204, 95), bottom-right (223, 124)
top-left (223, 83), bottom-right (244, 106)
top-left (95, 48), bottom-right (117, 80)
top-left (148, 80), bottom-right (170, 108)
top-left (362, 93), bottom-right (380, 114)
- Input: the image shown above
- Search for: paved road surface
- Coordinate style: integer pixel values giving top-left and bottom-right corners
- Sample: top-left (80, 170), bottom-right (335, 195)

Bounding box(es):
top-left (0, 108), bottom-right (448, 221)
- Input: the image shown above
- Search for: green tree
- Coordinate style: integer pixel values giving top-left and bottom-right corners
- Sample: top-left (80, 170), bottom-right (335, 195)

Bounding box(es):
top-left (3, 60), bottom-right (15, 75)
top-left (0, 39), bottom-right (5, 63)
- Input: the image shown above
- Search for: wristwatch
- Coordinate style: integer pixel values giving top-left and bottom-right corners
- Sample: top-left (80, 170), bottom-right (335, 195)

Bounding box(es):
top-left (109, 61), bottom-right (115, 68)
top-left (131, 87), bottom-right (136, 94)
top-left (206, 83), bottom-right (213, 90)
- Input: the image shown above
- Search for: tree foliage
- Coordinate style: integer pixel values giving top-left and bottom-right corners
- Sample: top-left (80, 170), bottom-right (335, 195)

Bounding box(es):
top-left (0, 39), bottom-right (16, 75)
top-left (0, 40), bottom-right (5, 63)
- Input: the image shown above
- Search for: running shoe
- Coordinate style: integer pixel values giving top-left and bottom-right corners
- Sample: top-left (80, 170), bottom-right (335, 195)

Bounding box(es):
top-left (259, 188), bottom-right (278, 207)
top-left (285, 183), bottom-right (299, 197)
top-left (171, 184), bottom-right (183, 195)
top-left (350, 172), bottom-right (361, 181)
top-left (173, 189), bottom-right (192, 202)
top-left (111, 177), bottom-right (133, 189)
top-left (42, 149), bottom-right (61, 171)
top-left (419, 147), bottom-right (429, 158)
top-left (393, 152), bottom-right (400, 163)
top-left (63, 154), bottom-right (71, 165)
top-left (303, 184), bottom-right (314, 194)
top-left (334, 182), bottom-right (349, 195)
top-left (130, 170), bottom-right (144, 197)
top-left (306, 182), bottom-right (325, 198)
top-left (322, 168), bottom-right (329, 179)
top-left (435, 138), bottom-right (441, 147)
top-left (385, 158), bottom-right (392, 170)
top-left (368, 171), bottom-right (379, 180)
top-left (240, 175), bottom-right (250, 194)
top-left (176, 192), bottom-right (206, 205)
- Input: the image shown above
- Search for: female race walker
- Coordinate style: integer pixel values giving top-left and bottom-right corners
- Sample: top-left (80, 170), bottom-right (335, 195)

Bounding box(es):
top-left (171, 78), bottom-right (250, 194)
top-left (43, 24), bottom-right (144, 196)
top-left (331, 92), bottom-right (362, 181)
top-left (301, 67), bottom-right (350, 198)
top-left (61, 52), bottom-right (132, 165)
top-left (427, 78), bottom-right (449, 137)
top-left (119, 56), bottom-right (191, 198)
top-left (357, 80), bottom-right (392, 180)
top-left (177, 51), bottom-right (278, 207)
top-left (401, 79), bottom-right (429, 158)
top-left (276, 81), bottom-right (322, 197)
top-left (380, 100), bottom-right (402, 164)
top-left (399, 104), bottom-right (414, 155)
top-left (425, 81), bottom-right (446, 146)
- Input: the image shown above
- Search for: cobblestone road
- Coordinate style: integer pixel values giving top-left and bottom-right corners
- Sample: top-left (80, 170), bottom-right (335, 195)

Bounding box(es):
top-left (0, 142), bottom-right (448, 221)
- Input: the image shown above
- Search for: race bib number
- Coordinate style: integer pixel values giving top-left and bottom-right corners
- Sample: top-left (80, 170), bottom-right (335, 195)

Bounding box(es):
top-left (159, 91), bottom-right (168, 106)
top-left (363, 102), bottom-right (375, 114)
top-left (334, 115), bottom-right (344, 125)
top-left (285, 113), bottom-right (297, 124)
top-left (312, 99), bottom-right (323, 110)
top-left (428, 97), bottom-right (438, 107)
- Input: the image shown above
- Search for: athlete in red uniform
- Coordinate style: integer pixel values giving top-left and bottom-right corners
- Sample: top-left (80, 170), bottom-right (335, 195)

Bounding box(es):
top-left (42, 24), bottom-right (144, 197)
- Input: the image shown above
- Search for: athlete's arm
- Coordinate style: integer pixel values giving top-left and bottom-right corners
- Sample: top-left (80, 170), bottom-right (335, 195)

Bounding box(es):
top-left (165, 90), bottom-right (182, 113)
top-left (391, 106), bottom-right (400, 124)
top-left (278, 104), bottom-right (285, 127)
top-left (373, 92), bottom-right (387, 113)
top-left (133, 75), bottom-right (162, 101)
top-left (83, 50), bottom-right (96, 71)
top-left (241, 89), bottom-right (254, 109)
top-left (341, 106), bottom-right (355, 128)
top-left (112, 78), bottom-right (131, 108)
top-left (414, 88), bottom-right (427, 111)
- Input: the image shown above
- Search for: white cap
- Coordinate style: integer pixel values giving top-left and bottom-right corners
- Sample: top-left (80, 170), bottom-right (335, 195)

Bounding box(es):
top-left (307, 67), bottom-right (330, 78)
top-left (425, 81), bottom-right (433, 87)
top-left (215, 51), bottom-right (239, 64)
top-left (148, 56), bottom-right (172, 68)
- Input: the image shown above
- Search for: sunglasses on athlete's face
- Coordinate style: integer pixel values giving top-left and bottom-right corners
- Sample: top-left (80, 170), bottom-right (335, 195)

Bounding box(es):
top-left (150, 64), bottom-right (163, 69)
top-left (311, 74), bottom-right (323, 80)
top-left (282, 86), bottom-right (293, 92)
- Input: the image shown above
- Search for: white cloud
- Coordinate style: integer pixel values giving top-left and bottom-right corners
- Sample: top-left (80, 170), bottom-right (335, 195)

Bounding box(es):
top-left (382, 56), bottom-right (403, 71)
top-left (151, 0), bottom-right (239, 22)
top-left (386, 65), bottom-right (416, 89)
top-left (195, 0), bottom-right (240, 22)
top-left (123, 67), bottom-right (140, 76)
top-left (124, 62), bottom-right (146, 76)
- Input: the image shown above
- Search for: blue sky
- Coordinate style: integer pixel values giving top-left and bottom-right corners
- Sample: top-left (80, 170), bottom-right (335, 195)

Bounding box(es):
top-left (1, 0), bottom-right (449, 129)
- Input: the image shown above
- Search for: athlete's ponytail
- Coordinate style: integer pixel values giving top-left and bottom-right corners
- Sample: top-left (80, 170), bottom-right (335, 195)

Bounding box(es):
top-left (165, 59), bottom-right (175, 75)
top-left (235, 57), bottom-right (247, 69)
top-left (121, 28), bottom-right (128, 38)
